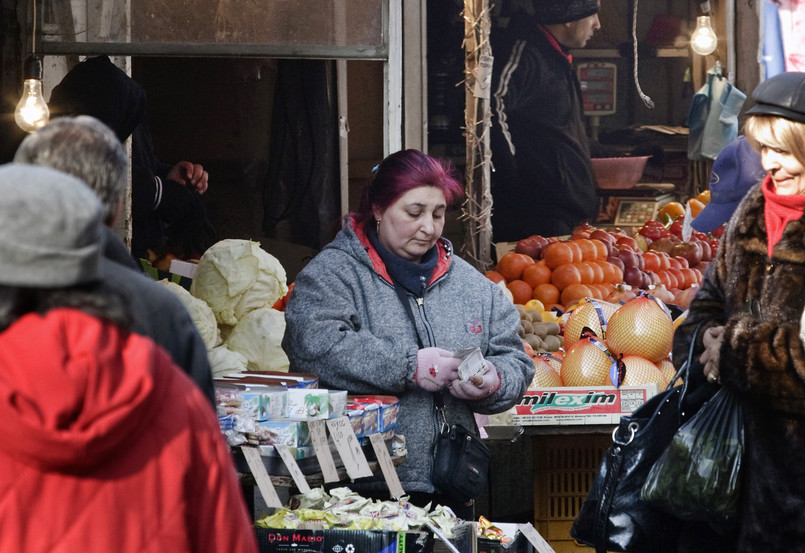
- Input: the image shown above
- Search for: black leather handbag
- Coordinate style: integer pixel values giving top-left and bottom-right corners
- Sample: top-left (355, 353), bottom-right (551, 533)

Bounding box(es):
top-left (570, 323), bottom-right (708, 553)
top-left (431, 393), bottom-right (491, 503)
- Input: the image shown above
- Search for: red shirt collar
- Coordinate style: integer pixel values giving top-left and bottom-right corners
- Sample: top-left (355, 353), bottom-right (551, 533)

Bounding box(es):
top-left (538, 24), bottom-right (573, 63)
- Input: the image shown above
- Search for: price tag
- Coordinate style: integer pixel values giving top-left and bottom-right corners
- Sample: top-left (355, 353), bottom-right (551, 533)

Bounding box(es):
top-left (308, 419), bottom-right (339, 483)
top-left (326, 416), bottom-right (373, 479)
top-left (473, 54), bottom-right (494, 99)
top-left (274, 444), bottom-right (311, 494)
top-left (368, 433), bottom-right (405, 499)
top-left (518, 523), bottom-right (557, 553)
top-left (240, 446), bottom-right (283, 508)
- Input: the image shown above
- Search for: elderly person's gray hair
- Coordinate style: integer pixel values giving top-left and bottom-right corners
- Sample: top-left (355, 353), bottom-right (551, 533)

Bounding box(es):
top-left (14, 115), bottom-right (129, 225)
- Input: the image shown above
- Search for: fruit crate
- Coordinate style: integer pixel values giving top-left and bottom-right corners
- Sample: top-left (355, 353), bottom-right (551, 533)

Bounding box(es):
top-left (532, 434), bottom-right (613, 552)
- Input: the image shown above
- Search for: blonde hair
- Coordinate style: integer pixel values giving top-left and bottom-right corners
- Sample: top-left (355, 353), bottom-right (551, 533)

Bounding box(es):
top-left (744, 115), bottom-right (805, 166)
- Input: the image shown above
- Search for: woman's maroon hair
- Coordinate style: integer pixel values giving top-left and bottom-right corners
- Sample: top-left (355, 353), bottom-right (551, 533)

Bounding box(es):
top-left (354, 149), bottom-right (465, 227)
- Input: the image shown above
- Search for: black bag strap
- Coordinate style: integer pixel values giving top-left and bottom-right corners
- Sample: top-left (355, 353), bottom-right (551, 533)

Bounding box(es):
top-left (592, 320), bottom-right (706, 552)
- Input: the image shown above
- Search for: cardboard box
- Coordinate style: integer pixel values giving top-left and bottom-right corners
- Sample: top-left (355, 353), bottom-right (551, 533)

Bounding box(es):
top-left (216, 371), bottom-right (318, 389)
top-left (512, 384), bottom-right (658, 426)
top-left (286, 388), bottom-right (329, 419)
top-left (254, 528), bottom-right (433, 553)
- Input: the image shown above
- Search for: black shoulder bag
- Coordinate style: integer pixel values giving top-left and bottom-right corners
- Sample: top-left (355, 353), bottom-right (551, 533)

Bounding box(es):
top-left (570, 322), bottom-right (710, 553)
top-left (392, 282), bottom-right (491, 503)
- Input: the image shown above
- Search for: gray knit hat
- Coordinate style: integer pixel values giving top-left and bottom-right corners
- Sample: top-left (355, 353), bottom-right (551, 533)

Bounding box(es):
top-left (0, 163), bottom-right (103, 287)
top-left (533, 0), bottom-right (599, 24)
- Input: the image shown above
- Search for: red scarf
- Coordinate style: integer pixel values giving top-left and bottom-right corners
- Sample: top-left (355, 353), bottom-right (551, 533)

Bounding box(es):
top-left (762, 174), bottom-right (805, 251)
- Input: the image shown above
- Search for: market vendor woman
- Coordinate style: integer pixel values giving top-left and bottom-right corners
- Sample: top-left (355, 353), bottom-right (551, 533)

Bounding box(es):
top-left (283, 149), bottom-right (534, 517)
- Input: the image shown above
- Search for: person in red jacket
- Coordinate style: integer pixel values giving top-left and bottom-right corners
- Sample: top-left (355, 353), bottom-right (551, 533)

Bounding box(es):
top-left (0, 163), bottom-right (258, 553)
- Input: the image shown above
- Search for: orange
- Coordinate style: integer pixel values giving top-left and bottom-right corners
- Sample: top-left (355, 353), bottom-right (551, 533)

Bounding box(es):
top-left (586, 260), bottom-right (605, 284)
top-left (590, 239), bottom-right (608, 260)
top-left (642, 251), bottom-right (661, 273)
top-left (696, 189), bottom-right (711, 205)
top-left (657, 201), bottom-right (685, 221)
top-left (533, 283), bottom-right (560, 305)
top-left (594, 260), bottom-right (616, 284)
top-left (574, 238), bottom-right (598, 261)
top-left (484, 270), bottom-right (506, 284)
top-left (573, 261), bottom-right (595, 285)
top-left (551, 262), bottom-right (582, 291)
top-left (522, 260), bottom-right (552, 288)
top-left (566, 241), bottom-right (584, 264)
top-left (496, 252), bottom-right (533, 282)
top-left (507, 279), bottom-right (533, 305)
top-left (542, 241), bottom-right (575, 269)
top-left (561, 283), bottom-right (593, 308)
top-left (687, 198), bottom-right (706, 217)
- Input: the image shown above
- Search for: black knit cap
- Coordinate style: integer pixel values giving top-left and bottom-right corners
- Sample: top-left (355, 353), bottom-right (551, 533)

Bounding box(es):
top-left (533, 0), bottom-right (599, 24)
top-left (746, 71), bottom-right (805, 124)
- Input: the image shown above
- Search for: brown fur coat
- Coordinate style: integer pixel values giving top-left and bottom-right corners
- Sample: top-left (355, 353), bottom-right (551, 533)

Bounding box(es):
top-left (673, 179), bottom-right (805, 552)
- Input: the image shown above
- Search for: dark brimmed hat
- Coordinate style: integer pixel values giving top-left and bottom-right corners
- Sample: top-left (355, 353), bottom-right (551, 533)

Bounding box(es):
top-left (745, 71), bottom-right (805, 124)
top-left (691, 137), bottom-right (765, 233)
top-left (533, 0), bottom-right (599, 24)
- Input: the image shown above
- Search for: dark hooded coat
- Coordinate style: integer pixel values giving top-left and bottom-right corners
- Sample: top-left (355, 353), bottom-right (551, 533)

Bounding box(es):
top-left (49, 56), bottom-right (215, 260)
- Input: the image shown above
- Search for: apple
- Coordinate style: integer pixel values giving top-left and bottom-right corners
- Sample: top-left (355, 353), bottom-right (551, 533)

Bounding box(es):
top-left (616, 235), bottom-right (640, 252)
top-left (590, 228), bottom-right (616, 245)
top-left (670, 242), bottom-right (702, 266)
top-left (515, 234), bottom-right (551, 259)
top-left (607, 255), bottom-right (625, 273)
top-left (618, 248), bottom-right (645, 270)
top-left (623, 266), bottom-right (644, 288)
top-left (648, 237), bottom-right (677, 254)
top-left (638, 221), bottom-right (671, 241)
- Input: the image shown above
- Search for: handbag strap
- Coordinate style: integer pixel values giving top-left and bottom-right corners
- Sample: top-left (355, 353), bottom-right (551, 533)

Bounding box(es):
top-left (594, 320), bottom-right (706, 551)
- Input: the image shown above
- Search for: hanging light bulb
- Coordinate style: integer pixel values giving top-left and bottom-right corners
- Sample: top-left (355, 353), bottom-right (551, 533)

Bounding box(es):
top-left (15, 55), bottom-right (50, 133)
top-left (690, 15), bottom-right (717, 56)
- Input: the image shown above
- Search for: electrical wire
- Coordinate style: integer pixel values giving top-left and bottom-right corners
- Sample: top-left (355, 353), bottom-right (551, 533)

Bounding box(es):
top-left (631, 0), bottom-right (654, 109)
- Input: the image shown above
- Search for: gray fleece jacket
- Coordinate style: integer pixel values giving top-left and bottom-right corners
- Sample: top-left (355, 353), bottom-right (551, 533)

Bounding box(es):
top-left (282, 217), bottom-right (534, 494)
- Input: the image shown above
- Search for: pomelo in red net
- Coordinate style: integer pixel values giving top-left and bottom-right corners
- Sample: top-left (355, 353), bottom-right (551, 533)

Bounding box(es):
top-left (563, 298), bottom-right (619, 350)
top-left (605, 296), bottom-right (674, 363)
top-left (608, 354), bottom-right (667, 389)
top-left (560, 336), bottom-right (615, 387)
top-left (530, 357), bottom-right (563, 388)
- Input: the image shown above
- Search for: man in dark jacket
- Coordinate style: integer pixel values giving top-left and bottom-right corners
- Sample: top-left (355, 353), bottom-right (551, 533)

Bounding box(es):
top-left (14, 116), bottom-right (216, 406)
top-left (48, 55), bottom-right (216, 261)
top-left (490, 0), bottom-right (601, 241)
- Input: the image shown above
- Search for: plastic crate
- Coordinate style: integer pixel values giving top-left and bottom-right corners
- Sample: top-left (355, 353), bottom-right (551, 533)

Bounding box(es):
top-left (532, 434), bottom-right (612, 552)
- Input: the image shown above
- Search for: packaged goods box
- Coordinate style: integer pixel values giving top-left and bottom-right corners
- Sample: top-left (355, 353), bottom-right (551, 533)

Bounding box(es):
top-left (512, 384), bottom-right (657, 426)
top-left (254, 529), bottom-right (432, 553)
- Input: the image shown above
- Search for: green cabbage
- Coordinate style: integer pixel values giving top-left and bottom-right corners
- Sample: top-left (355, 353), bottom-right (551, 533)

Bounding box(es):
top-left (158, 279), bottom-right (221, 350)
top-left (207, 345), bottom-right (249, 377)
top-left (190, 239), bottom-right (288, 326)
top-left (224, 307), bottom-right (290, 372)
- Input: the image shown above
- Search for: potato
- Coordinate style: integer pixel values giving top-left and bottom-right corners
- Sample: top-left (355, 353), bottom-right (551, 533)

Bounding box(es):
top-left (526, 309), bottom-right (543, 323)
top-left (542, 334), bottom-right (562, 352)
top-left (525, 334), bottom-right (544, 351)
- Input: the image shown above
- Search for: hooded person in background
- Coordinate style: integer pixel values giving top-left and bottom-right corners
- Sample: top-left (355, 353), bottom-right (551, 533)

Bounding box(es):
top-left (48, 55), bottom-right (216, 262)
top-left (0, 163), bottom-right (257, 553)
top-left (14, 116), bottom-right (216, 405)
top-left (691, 135), bottom-right (766, 233)
top-left (490, 0), bottom-right (601, 243)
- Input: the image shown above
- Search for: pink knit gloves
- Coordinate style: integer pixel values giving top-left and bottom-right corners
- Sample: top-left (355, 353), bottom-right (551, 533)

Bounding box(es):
top-left (448, 361), bottom-right (501, 400)
top-left (414, 347), bottom-right (461, 391)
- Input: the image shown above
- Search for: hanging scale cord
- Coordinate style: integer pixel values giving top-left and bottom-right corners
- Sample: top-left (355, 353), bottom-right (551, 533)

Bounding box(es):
top-left (632, 0), bottom-right (654, 109)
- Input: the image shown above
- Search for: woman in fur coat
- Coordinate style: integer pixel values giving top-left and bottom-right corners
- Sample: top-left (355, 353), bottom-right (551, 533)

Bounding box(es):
top-left (673, 71), bottom-right (805, 552)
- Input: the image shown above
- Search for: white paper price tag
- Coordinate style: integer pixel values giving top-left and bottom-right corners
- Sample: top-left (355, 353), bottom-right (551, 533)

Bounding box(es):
top-left (473, 54), bottom-right (494, 99)
top-left (368, 433), bottom-right (404, 499)
top-left (326, 416), bottom-right (373, 479)
top-left (240, 446), bottom-right (283, 508)
top-left (274, 444), bottom-right (311, 494)
top-left (308, 419), bottom-right (339, 483)
top-left (518, 523), bottom-right (557, 553)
